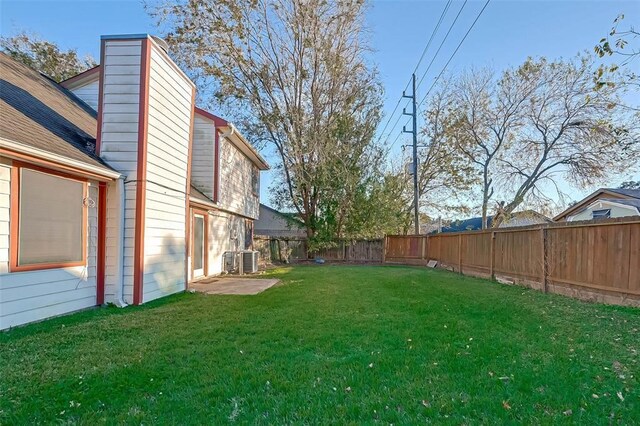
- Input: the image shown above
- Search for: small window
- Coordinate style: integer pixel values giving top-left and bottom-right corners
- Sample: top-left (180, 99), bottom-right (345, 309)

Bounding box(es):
top-left (592, 209), bottom-right (611, 219)
top-left (251, 166), bottom-right (259, 196)
top-left (12, 166), bottom-right (87, 271)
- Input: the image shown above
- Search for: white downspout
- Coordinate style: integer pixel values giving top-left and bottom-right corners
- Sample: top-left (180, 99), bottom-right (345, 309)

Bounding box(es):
top-left (115, 176), bottom-right (128, 307)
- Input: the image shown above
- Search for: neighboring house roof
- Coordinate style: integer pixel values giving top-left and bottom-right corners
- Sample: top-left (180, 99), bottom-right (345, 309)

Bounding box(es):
top-left (255, 203), bottom-right (306, 238)
top-left (437, 210), bottom-right (550, 233)
top-left (259, 203), bottom-right (304, 226)
top-left (553, 188), bottom-right (640, 221)
top-left (195, 107), bottom-right (270, 170)
top-left (606, 188), bottom-right (640, 198)
top-left (584, 198), bottom-right (640, 213)
top-left (0, 52), bottom-right (116, 175)
top-left (609, 198), bottom-right (640, 209)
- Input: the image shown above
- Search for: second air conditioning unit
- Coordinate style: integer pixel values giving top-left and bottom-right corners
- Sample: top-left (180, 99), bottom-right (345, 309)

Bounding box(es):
top-left (240, 250), bottom-right (259, 274)
top-left (223, 251), bottom-right (237, 273)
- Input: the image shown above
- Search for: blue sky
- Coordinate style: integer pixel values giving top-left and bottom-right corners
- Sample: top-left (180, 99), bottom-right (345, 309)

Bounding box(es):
top-left (2, 0), bottom-right (639, 210)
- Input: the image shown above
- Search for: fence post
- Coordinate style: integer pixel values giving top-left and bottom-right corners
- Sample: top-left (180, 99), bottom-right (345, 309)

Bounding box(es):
top-left (458, 234), bottom-right (462, 274)
top-left (421, 236), bottom-right (426, 262)
top-left (490, 231), bottom-right (495, 280)
top-left (541, 227), bottom-right (548, 293)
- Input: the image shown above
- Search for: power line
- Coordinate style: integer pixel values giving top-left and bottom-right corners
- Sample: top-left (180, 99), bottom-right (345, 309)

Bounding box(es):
top-left (415, 0), bottom-right (469, 90)
top-left (412, 0), bottom-right (453, 76)
top-left (375, 0), bottom-right (455, 146)
top-left (418, 0), bottom-right (492, 108)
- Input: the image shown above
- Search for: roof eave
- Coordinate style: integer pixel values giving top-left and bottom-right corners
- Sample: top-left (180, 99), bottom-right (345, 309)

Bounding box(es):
top-left (0, 137), bottom-right (121, 181)
top-left (220, 123), bottom-right (270, 170)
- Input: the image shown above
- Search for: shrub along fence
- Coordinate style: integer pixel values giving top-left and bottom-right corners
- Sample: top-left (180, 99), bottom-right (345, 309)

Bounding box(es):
top-left (384, 217), bottom-right (640, 307)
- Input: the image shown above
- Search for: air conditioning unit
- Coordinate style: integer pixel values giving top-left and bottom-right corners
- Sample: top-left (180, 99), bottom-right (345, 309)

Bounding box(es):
top-left (223, 251), bottom-right (237, 273)
top-left (240, 251), bottom-right (259, 274)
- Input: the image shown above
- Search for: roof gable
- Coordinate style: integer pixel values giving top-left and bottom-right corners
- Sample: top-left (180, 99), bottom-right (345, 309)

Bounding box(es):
top-left (553, 188), bottom-right (640, 221)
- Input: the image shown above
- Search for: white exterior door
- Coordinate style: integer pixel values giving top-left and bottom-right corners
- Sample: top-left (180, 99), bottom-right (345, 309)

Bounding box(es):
top-left (193, 214), bottom-right (205, 278)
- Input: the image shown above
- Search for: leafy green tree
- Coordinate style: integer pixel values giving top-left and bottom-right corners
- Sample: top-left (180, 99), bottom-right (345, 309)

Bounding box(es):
top-left (0, 32), bottom-right (96, 82)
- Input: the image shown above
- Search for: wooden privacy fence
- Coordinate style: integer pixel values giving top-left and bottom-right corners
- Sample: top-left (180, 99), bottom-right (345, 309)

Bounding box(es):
top-left (315, 239), bottom-right (384, 263)
top-left (255, 237), bottom-right (383, 264)
top-left (384, 217), bottom-right (640, 307)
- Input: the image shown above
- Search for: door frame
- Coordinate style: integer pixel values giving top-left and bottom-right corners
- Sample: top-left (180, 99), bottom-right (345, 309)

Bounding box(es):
top-left (191, 209), bottom-right (208, 279)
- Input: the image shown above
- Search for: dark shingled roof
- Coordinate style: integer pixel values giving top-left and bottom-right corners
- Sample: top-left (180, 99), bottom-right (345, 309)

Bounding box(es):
top-left (606, 188), bottom-right (640, 199)
top-left (599, 198), bottom-right (640, 209)
top-left (0, 52), bottom-right (114, 172)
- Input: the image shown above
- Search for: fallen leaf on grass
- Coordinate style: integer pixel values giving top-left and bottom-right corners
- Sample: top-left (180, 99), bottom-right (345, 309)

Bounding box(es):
top-left (345, 387), bottom-right (352, 392)
top-left (563, 409), bottom-right (573, 416)
top-left (617, 391), bottom-right (624, 402)
top-left (421, 400), bottom-right (431, 407)
top-left (502, 401), bottom-right (511, 410)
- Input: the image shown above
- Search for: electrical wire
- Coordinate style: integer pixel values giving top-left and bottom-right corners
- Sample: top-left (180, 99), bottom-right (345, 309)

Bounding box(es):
top-left (417, 0), bottom-right (492, 108)
top-left (415, 0), bottom-right (468, 89)
top-left (412, 0), bottom-right (453, 77)
top-left (375, 0), bottom-right (454, 146)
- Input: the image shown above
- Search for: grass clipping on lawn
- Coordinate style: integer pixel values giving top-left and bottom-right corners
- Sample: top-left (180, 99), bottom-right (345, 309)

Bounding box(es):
top-left (1, 265), bottom-right (638, 423)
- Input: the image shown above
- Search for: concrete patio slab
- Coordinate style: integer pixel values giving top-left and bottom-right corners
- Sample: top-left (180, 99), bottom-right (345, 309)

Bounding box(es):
top-left (190, 277), bottom-right (280, 295)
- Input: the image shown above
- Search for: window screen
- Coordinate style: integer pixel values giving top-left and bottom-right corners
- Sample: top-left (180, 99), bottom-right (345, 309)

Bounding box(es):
top-left (18, 168), bottom-right (85, 266)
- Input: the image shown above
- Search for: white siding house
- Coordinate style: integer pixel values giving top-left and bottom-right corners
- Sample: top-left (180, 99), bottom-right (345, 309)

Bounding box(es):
top-left (1, 50), bottom-right (122, 330)
top-left (142, 41), bottom-right (194, 302)
top-left (188, 109), bottom-right (269, 279)
top-left (0, 33), bottom-right (268, 330)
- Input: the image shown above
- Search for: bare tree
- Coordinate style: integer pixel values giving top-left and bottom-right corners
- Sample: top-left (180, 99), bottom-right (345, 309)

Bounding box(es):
top-left (149, 0), bottom-right (382, 243)
top-left (440, 56), bottom-right (638, 228)
top-left (445, 68), bottom-right (537, 228)
top-left (493, 56), bottom-right (638, 225)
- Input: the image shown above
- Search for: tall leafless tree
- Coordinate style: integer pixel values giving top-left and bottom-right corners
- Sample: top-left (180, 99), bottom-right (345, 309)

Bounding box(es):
top-left (149, 0), bottom-right (382, 242)
top-left (441, 56), bottom-right (638, 227)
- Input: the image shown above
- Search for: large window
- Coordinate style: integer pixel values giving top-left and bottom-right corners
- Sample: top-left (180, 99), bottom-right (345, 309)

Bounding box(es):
top-left (11, 165), bottom-right (87, 271)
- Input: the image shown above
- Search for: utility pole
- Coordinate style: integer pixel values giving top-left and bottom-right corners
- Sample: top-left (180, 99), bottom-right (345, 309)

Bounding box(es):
top-left (403, 73), bottom-right (419, 235)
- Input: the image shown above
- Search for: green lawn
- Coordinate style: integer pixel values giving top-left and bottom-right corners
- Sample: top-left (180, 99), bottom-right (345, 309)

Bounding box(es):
top-left (1, 265), bottom-right (638, 424)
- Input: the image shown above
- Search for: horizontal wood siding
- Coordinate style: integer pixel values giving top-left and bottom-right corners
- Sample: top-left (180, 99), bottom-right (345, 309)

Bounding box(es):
top-left (219, 136), bottom-right (259, 219)
top-left (0, 166), bottom-right (99, 330)
top-left (204, 211), bottom-right (247, 276)
top-left (99, 39), bottom-right (142, 303)
top-left (141, 46), bottom-right (192, 302)
top-left (70, 79), bottom-right (99, 111)
top-left (191, 115), bottom-right (215, 199)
